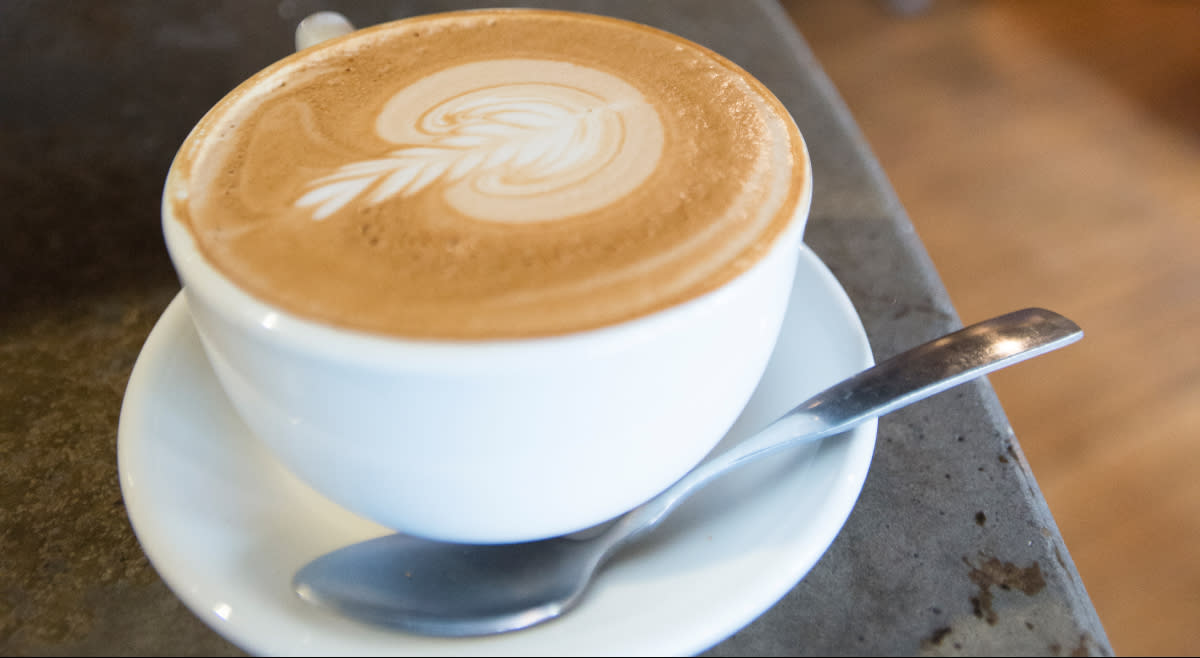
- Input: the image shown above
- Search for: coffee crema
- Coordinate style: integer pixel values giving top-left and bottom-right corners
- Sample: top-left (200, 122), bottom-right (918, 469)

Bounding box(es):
top-left (167, 9), bottom-right (809, 339)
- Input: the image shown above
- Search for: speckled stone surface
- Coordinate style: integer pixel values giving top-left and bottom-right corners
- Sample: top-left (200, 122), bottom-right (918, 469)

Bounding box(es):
top-left (0, 1), bottom-right (1111, 655)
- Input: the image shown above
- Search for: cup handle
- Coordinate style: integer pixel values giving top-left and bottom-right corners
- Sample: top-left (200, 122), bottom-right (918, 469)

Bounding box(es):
top-left (295, 11), bottom-right (356, 51)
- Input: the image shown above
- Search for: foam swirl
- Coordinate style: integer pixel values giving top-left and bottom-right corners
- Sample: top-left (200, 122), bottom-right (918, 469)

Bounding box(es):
top-left (296, 59), bottom-right (665, 222)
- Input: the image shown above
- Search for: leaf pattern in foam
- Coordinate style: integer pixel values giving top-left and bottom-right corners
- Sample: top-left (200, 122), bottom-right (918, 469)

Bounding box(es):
top-left (296, 96), bottom-right (605, 221)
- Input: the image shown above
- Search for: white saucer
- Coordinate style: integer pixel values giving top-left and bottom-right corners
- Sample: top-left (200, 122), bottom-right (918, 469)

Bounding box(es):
top-left (118, 246), bottom-right (877, 657)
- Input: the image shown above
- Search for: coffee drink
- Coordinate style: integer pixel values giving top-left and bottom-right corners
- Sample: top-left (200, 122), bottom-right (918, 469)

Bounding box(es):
top-left (161, 9), bottom-right (815, 542)
top-left (167, 9), bottom-right (808, 339)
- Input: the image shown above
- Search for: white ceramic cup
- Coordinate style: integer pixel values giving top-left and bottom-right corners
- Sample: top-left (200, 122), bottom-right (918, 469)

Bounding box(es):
top-left (161, 12), bottom-right (812, 544)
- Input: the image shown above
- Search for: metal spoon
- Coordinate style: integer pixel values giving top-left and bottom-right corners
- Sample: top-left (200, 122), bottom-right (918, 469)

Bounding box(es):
top-left (293, 307), bottom-right (1082, 637)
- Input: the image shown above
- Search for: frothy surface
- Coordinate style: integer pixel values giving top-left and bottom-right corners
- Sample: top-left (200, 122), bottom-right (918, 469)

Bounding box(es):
top-left (168, 9), bottom-right (808, 339)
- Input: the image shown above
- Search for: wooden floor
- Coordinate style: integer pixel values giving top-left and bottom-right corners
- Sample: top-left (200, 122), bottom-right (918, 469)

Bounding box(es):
top-left (782, 1), bottom-right (1200, 655)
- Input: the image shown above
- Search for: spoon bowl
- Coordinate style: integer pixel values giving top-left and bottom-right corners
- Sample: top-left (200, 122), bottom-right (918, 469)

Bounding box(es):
top-left (295, 531), bottom-right (609, 636)
top-left (294, 307), bottom-right (1082, 637)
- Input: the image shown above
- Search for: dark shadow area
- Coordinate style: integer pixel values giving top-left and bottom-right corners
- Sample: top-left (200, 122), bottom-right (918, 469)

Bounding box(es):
top-left (0, 3), bottom-right (288, 326)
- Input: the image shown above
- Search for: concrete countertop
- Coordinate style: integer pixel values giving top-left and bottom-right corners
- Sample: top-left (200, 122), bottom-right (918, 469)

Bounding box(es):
top-left (0, 1), bottom-right (1111, 655)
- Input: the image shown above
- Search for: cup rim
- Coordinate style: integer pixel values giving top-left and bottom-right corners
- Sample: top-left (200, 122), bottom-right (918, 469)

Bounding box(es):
top-left (160, 7), bottom-right (814, 371)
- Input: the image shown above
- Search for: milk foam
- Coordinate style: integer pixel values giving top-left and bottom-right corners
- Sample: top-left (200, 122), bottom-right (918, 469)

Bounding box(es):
top-left (168, 10), bottom-right (809, 339)
top-left (296, 59), bottom-right (664, 222)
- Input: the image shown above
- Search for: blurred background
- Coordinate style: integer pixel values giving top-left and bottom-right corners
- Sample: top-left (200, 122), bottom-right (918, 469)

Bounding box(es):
top-left (782, 1), bottom-right (1199, 655)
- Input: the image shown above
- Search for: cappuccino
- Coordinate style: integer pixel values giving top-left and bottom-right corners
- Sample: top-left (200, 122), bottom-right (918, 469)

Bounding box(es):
top-left (167, 9), bottom-right (808, 339)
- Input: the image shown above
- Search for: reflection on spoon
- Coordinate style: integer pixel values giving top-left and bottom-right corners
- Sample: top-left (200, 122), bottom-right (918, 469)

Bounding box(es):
top-left (294, 308), bottom-right (1082, 637)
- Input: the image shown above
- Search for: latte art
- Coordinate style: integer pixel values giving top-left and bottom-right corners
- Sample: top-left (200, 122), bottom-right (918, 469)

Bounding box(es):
top-left (166, 10), bottom-right (810, 339)
top-left (297, 60), bottom-right (664, 223)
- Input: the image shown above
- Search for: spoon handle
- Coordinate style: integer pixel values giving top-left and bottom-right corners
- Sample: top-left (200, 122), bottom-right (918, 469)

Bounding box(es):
top-left (605, 307), bottom-right (1082, 549)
